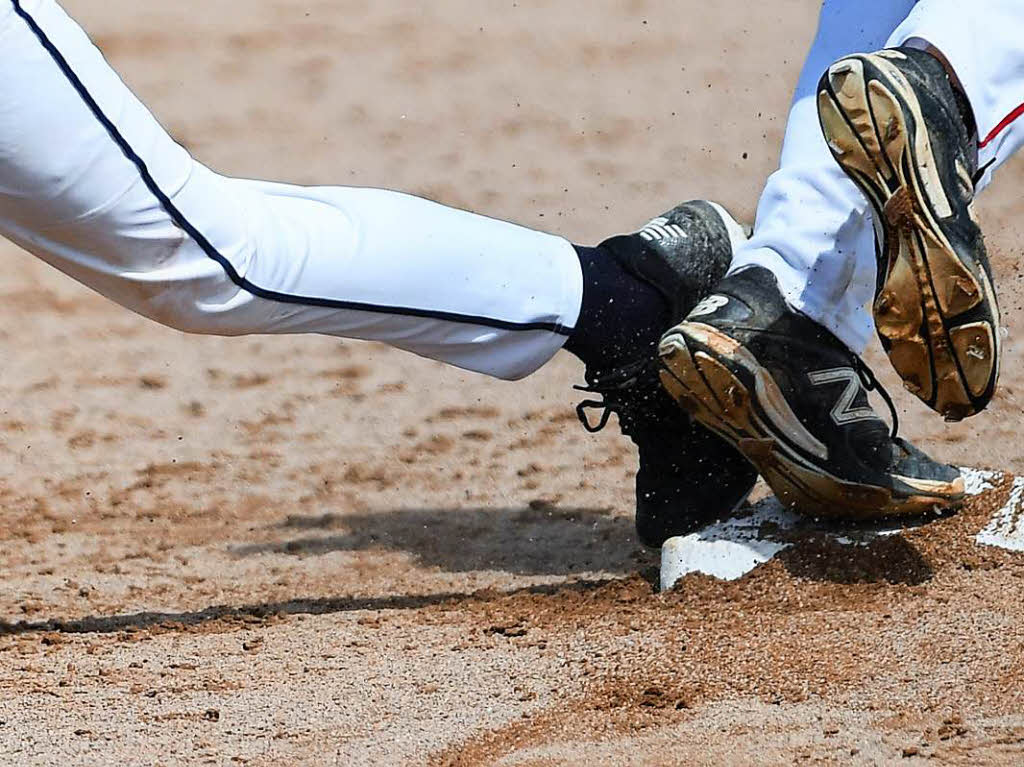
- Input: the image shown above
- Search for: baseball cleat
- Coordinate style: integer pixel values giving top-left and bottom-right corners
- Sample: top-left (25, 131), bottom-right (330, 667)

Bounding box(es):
top-left (658, 267), bottom-right (965, 520)
top-left (817, 47), bottom-right (1000, 421)
top-left (577, 201), bottom-right (757, 548)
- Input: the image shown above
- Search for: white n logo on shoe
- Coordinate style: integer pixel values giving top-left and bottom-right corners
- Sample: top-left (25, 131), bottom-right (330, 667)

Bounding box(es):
top-left (808, 368), bottom-right (877, 426)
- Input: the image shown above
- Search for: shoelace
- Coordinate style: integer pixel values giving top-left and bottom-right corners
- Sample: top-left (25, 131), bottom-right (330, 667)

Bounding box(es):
top-left (853, 356), bottom-right (901, 440)
top-left (575, 397), bottom-right (614, 433)
top-left (574, 359), bottom-right (654, 435)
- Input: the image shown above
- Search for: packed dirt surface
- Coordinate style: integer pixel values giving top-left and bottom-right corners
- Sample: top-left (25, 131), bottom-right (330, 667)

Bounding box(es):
top-left (3, 0), bottom-right (1024, 764)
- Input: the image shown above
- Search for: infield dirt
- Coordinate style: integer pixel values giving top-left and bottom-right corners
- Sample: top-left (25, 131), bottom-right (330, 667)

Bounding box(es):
top-left (2, 1), bottom-right (1024, 764)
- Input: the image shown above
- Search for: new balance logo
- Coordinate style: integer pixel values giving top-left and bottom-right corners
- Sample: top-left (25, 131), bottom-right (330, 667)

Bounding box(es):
top-left (807, 368), bottom-right (877, 426)
top-left (640, 217), bottom-right (689, 242)
top-left (689, 295), bottom-right (729, 318)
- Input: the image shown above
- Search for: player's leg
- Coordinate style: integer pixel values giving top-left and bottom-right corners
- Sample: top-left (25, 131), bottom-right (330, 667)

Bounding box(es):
top-left (0, 0), bottom-right (583, 382)
top-left (658, 0), bottom-right (966, 518)
top-left (0, 0), bottom-right (736, 383)
top-left (818, 0), bottom-right (1024, 419)
top-left (0, 0), bottom-right (757, 544)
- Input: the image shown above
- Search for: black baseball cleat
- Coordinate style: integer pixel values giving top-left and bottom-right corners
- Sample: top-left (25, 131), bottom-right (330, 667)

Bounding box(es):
top-left (576, 201), bottom-right (758, 548)
top-left (817, 47), bottom-right (1000, 421)
top-left (658, 267), bottom-right (965, 520)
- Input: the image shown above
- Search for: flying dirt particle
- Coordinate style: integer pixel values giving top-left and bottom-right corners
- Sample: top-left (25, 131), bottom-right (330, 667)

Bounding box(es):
top-left (428, 406), bottom-right (501, 423)
top-left (316, 364), bottom-right (370, 381)
top-left (232, 373), bottom-right (271, 388)
top-left (139, 375), bottom-right (166, 390)
top-left (67, 431), bottom-right (96, 449)
top-left (418, 435), bottom-right (455, 455)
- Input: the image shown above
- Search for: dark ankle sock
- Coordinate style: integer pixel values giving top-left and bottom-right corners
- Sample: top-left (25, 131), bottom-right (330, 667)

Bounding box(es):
top-left (564, 244), bottom-right (670, 374)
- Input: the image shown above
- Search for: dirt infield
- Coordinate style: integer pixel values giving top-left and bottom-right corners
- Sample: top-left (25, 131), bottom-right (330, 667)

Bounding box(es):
top-left (2, 0), bottom-right (1024, 764)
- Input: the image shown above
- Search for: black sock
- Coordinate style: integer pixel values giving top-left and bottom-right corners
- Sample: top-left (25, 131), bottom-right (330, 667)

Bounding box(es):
top-left (564, 244), bottom-right (670, 375)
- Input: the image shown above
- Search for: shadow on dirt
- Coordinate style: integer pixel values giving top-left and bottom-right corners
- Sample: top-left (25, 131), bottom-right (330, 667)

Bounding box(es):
top-left (0, 577), bottom-right (629, 637)
top-left (777, 533), bottom-right (934, 586)
top-left (229, 505), bottom-right (644, 577)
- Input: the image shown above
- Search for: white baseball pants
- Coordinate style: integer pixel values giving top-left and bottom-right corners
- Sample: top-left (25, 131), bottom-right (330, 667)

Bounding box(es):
top-left (0, 0), bottom-right (583, 381)
top-left (731, 0), bottom-right (1024, 353)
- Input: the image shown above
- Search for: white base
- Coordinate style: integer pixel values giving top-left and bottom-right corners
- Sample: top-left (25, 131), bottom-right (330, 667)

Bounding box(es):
top-left (660, 468), bottom-right (1023, 591)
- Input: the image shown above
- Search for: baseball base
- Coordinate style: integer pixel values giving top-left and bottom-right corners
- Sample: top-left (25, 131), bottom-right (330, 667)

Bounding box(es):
top-left (660, 468), bottom-right (1024, 590)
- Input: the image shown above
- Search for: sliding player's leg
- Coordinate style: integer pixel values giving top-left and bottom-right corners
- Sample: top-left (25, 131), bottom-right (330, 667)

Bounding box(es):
top-left (0, 0), bottom-right (758, 545)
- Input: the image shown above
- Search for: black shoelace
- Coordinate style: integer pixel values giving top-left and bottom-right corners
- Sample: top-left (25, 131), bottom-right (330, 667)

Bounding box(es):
top-left (574, 359), bottom-right (655, 435)
top-left (575, 395), bottom-right (614, 434)
top-left (853, 356), bottom-right (901, 440)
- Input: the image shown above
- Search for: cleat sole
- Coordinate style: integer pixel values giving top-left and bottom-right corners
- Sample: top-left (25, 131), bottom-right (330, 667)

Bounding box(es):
top-left (818, 54), bottom-right (1001, 420)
